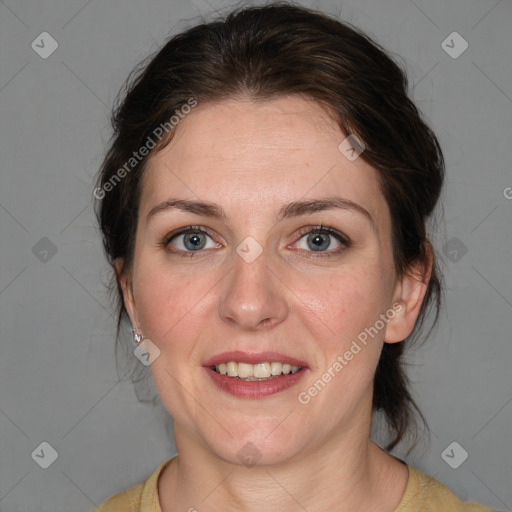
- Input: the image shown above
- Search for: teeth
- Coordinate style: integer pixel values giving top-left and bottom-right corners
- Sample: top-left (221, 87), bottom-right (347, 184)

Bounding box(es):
top-left (213, 361), bottom-right (302, 379)
top-left (238, 362), bottom-right (253, 378)
top-left (227, 361), bottom-right (237, 377)
top-left (254, 362), bottom-right (271, 378)
top-left (271, 362), bottom-right (283, 376)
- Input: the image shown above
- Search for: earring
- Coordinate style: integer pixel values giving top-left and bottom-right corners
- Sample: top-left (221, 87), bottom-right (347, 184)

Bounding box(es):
top-left (132, 327), bottom-right (144, 346)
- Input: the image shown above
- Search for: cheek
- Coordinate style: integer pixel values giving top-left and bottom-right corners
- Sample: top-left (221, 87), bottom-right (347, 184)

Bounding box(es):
top-left (131, 256), bottom-right (220, 354)
top-left (294, 266), bottom-right (390, 420)
top-left (298, 261), bottom-right (392, 347)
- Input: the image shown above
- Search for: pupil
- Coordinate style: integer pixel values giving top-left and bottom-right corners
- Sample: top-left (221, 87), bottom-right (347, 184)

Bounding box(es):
top-left (184, 233), bottom-right (206, 250)
top-left (308, 233), bottom-right (329, 251)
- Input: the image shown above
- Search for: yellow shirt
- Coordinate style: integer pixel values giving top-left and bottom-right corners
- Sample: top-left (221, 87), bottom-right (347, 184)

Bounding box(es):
top-left (92, 457), bottom-right (496, 512)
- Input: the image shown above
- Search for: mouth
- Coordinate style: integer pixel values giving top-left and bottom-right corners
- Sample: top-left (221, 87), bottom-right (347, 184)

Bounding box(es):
top-left (210, 361), bottom-right (303, 381)
top-left (203, 351), bottom-right (308, 398)
top-left (210, 361), bottom-right (303, 382)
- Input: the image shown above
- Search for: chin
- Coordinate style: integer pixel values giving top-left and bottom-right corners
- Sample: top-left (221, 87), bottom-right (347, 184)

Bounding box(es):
top-left (206, 428), bottom-right (307, 468)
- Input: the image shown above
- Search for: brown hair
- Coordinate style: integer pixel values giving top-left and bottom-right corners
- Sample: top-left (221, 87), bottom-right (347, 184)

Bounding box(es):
top-left (95, 2), bottom-right (444, 452)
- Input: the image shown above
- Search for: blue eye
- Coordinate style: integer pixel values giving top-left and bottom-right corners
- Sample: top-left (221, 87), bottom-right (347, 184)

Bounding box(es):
top-left (163, 224), bottom-right (349, 258)
top-left (294, 226), bottom-right (350, 256)
top-left (164, 227), bottom-right (218, 253)
top-left (301, 232), bottom-right (336, 251)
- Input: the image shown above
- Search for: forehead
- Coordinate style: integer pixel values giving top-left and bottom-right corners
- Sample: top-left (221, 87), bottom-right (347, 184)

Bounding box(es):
top-left (141, 95), bottom-right (388, 229)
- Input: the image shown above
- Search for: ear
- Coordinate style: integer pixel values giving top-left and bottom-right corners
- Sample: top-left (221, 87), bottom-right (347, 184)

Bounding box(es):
top-left (384, 243), bottom-right (433, 344)
top-left (115, 258), bottom-right (138, 328)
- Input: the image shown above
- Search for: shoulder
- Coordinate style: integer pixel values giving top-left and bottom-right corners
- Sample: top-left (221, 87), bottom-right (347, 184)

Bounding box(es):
top-left (92, 457), bottom-right (174, 512)
top-left (92, 483), bottom-right (143, 512)
top-left (396, 465), bottom-right (497, 512)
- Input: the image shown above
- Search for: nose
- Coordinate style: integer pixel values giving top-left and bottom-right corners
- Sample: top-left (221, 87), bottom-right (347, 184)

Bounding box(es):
top-left (218, 247), bottom-right (288, 331)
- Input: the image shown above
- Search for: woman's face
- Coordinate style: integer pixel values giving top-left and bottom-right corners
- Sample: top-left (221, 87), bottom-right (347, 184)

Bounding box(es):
top-left (120, 95), bottom-right (421, 466)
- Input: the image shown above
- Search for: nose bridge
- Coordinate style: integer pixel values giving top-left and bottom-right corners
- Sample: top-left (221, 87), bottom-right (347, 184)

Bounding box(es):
top-left (218, 243), bottom-right (287, 330)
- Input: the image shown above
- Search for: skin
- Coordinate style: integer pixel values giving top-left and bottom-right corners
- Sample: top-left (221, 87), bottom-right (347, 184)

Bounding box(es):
top-left (118, 95), bottom-right (431, 512)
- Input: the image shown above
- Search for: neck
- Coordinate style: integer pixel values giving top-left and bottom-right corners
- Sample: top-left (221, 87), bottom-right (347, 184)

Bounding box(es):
top-left (159, 419), bottom-right (408, 512)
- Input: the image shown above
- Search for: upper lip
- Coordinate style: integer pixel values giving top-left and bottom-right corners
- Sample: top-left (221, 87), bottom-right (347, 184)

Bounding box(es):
top-left (203, 351), bottom-right (308, 368)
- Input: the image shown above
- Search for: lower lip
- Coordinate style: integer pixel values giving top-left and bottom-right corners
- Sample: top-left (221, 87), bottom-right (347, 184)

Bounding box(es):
top-left (204, 367), bottom-right (308, 398)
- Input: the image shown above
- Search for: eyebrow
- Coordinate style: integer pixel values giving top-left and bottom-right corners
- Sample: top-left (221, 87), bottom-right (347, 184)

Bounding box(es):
top-left (146, 196), bottom-right (374, 229)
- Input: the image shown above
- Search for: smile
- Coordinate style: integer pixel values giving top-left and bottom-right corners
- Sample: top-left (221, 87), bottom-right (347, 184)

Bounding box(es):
top-left (203, 351), bottom-right (308, 398)
top-left (212, 361), bottom-right (302, 380)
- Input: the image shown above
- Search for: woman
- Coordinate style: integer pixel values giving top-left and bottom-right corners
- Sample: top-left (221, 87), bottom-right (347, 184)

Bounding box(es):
top-left (93, 3), bottom-right (495, 511)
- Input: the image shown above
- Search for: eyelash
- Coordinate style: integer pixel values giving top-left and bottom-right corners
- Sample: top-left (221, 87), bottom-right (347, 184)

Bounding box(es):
top-left (162, 224), bottom-right (350, 258)
top-left (294, 225), bottom-right (350, 258)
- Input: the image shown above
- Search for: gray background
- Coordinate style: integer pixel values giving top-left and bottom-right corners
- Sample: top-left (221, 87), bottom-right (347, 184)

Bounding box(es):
top-left (0, 0), bottom-right (511, 510)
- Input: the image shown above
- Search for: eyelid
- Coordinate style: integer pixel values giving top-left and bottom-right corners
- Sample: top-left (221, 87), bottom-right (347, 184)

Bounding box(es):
top-left (295, 224), bottom-right (350, 245)
top-left (161, 226), bottom-right (222, 258)
top-left (163, 225), bottom-right (218, 246)
top-left (290, 224), bottom-right (351, 257)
